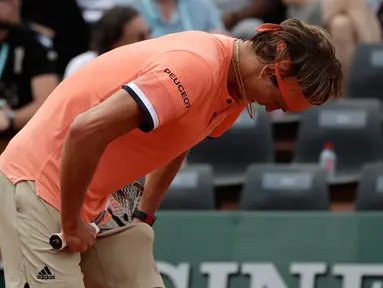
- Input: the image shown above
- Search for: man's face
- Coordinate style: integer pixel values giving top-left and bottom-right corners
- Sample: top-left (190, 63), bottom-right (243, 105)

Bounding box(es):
top-left (243, 64), bottom-right (289, 112)
top-left (0, 0), bottom-right (19, 30)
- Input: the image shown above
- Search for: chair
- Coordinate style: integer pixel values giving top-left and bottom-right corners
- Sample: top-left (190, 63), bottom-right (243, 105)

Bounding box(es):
top-left (239, 164), bottom-right (329, 210)
top-left (293, 98), bottom-right (383, 184)
top-left (355, 163), bottom-right (383, 210)
top-left (187, 108), bottom-right (274, 187)
top-left (347, 43), bottom-right (383, 100)
top-left (159, 164), bottom-right (215, 210)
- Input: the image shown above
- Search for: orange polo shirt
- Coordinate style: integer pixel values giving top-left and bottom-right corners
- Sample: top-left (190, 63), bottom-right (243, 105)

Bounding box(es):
top-left (0, 31), bottom-right (245, 222)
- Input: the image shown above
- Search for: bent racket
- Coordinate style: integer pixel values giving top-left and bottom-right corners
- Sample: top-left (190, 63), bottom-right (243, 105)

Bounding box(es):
top-left (49, 181), bottom-right (144, 250)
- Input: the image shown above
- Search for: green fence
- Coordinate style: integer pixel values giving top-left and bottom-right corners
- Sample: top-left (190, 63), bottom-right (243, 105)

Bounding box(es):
top-left (153, 212), bottom-right (383, 288)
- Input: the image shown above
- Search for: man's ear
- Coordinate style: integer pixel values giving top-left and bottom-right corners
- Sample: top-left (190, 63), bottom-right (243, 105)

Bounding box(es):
top-left (259, 64), bottom-right (275, 79)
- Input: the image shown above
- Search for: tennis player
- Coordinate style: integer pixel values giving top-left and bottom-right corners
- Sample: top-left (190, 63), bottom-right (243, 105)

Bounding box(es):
top-left (0, 18), bottom-right (342, 288)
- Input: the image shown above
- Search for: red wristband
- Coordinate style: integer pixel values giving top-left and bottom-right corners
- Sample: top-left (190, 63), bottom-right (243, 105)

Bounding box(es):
top-left (132, 209), bottom-right (156, 226)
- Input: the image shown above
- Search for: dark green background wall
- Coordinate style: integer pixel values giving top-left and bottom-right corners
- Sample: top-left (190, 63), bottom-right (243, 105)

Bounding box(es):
top-left (153, 212), bottom-right (383, 288)
top-left (1, 212), bottom-right (383, 288)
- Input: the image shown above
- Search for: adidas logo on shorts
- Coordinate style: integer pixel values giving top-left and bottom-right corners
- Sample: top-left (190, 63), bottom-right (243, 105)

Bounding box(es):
top-left (36, 266), bottom-right (55, 280)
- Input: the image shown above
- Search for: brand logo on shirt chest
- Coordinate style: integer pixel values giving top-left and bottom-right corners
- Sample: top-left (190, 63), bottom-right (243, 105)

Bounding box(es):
top-left (164, 68), bottom-right (190, 109)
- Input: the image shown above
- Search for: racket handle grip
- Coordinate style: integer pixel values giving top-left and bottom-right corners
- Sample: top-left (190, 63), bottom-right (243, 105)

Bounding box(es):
top-left (49, 223), bottom-right (100, 250)
top-left (49, 233), bottom-right (66, 250)
top-left (90, 222), bottom-right (100, 234)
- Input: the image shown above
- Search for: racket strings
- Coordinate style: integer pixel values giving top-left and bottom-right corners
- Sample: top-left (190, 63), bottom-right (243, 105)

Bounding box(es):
top-left (108, 182), bottom-right (143, 226)
top-left (93, 199), bottom-right (111, 225)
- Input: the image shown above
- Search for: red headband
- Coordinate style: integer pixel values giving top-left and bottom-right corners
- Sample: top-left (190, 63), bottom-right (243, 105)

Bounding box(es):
top-left (256, 23), bottom-right (312, 112)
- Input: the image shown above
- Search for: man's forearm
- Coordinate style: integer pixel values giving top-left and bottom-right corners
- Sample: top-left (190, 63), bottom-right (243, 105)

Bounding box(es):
top-left (60, 122), bottom-right (107, 229)
top-left (12, 74), bottom-right (58, 129)
top-left (59, 88), bottom-right (143, 230)
top-left (139, 151), bottom-right (188, 215)
top-left (13, 102), bottom-right (41, 130)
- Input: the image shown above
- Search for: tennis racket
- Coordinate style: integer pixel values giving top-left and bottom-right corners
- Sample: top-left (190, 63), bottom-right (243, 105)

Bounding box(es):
top-left (49, 181), bottom-right (144, 250)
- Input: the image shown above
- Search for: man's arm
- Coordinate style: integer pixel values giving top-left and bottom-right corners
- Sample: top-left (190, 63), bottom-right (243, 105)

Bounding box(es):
top-left (13, 74), bottom-right (58, 129)
top-left (137, 151), bottom-right (188, 216)
top-left (4, 28), bottom-right (59, 131)
top-left (60, 89), bottom-right (143, 231)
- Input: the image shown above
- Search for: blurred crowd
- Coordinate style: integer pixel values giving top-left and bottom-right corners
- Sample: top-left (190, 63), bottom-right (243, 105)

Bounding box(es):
top-left (0, 0), bottom-right (382, 137)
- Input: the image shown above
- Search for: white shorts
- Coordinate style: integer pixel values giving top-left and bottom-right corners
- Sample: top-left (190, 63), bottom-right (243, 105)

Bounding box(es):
top-left (0, 171), bottom-right (164, 288)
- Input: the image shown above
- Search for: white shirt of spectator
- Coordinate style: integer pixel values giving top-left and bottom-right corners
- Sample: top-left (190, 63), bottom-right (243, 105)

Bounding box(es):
top-left (64, 51), bottom-right (97, 79)
top-left (76, 0), bottom-right (131, 23)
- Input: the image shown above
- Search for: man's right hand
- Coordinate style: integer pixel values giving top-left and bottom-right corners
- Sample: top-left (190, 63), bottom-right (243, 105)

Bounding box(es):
top-left (61, 220), bottom-right (97, 252)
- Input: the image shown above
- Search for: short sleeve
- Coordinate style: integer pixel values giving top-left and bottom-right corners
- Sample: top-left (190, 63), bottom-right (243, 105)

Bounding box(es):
top-left (208, 106), bottom-right (244, 139)
top-left (122, 50), bottom-right (213, 133)
top-left (64, 52), bottom-right (97, 78)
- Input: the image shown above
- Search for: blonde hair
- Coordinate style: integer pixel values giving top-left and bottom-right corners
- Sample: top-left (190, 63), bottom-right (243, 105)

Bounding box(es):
top-left (249, 18), bottom-right (343, 105)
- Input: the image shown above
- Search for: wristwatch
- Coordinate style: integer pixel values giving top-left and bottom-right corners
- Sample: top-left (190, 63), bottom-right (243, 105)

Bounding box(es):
top-left (132, 209), bottom-right (157, 226)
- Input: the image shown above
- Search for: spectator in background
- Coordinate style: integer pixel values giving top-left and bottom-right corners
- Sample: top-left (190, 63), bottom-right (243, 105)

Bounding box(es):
top-left (376, 0), bottom-right (383, 38)
top-left (21, 0), bottom-right (91, 77)
top-left (214, 0), bottom-right (287, 39)
top-left (368, 0), bottom-right (382, 15)
top-left (76, 0), bottom-right (131, 25)
top-left (0, 0), bottom-right (58, 136)
top-left (129, 0), bottom-right (226, 38)
top-left (284, 0), bottom-right (382, 89)
top-left (64, 6), bottom-right (151, 78)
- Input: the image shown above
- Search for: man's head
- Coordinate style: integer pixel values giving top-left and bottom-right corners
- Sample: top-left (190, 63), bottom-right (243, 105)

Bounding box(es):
top-left (0, 0), bottom-right (19, 31)
top-left (91, 6), bottom-right (151, 55)
top-left (237, 18), bottom-right (342, 112)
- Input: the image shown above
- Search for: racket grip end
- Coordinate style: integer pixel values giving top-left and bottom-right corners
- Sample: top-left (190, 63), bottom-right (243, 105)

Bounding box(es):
top-left (90, 222), bottom-right (100, 234)
top-left (49, 233), bottom-right (66, 250)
